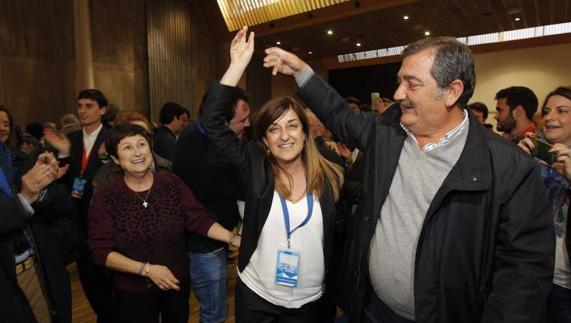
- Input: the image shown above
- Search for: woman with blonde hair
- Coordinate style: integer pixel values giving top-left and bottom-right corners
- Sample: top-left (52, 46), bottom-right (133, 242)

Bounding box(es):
top-left (200, 27), bottom-right (343, 322)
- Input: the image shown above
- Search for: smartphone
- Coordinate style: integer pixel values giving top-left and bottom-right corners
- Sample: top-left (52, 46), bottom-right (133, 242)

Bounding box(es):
top-left (371, 92), bottom-right (380, 103)
top-left (531, 137), bottom-right (556, 165)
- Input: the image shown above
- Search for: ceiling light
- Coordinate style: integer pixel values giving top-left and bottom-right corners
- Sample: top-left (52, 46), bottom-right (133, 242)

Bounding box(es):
top-left (424, 31), bottom-right (431, 36)
top-left (276, 41), bottom-right (281, 45)
top-left (514, 17), bottom-right (521, 21)
top-left (403, 15), bottom-right (409, 20)
top-left (327, 30), bottom-right (334, 35)
top-left (308, 51), bottom-right (313, 54)
top-left (356, 42), bottom-right (362, 47)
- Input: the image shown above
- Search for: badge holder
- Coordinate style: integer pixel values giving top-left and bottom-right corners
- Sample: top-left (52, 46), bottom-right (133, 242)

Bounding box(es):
top-left (275, 247), bottom-right (300, 287)
top-left (71, 177), bottom-right (87, 198)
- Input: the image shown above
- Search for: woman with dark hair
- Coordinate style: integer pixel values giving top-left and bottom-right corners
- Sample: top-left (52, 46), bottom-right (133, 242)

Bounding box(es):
top-left (518, 86), bottom-right (571, 323)
top-left (88, 123), bottom-right (240, 323)
top-left (91, 112), bottom-right (169, 193)
top-left (0, 105), bottom-right (20, 150)
top-left (200, 27), bottom-right (343, 322)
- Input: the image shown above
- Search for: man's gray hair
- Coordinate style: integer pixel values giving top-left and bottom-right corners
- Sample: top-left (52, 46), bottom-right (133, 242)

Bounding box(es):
top-left (402, 37), bottom-right (475, 108)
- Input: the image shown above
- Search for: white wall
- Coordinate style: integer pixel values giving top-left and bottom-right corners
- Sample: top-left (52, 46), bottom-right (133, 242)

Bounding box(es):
top-left (471, 42), bottom-right (571, 129)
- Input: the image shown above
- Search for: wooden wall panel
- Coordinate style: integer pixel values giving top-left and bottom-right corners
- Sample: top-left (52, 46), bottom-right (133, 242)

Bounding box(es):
top-left (0, 0), bottom-right (75, 126)
top-left (90, 0), bottom-right (149, 117)
top-left (146, 0), bottom-right (219, 122)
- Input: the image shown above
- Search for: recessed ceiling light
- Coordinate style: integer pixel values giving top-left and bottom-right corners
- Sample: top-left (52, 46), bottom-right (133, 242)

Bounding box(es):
top-left (424, 31), bottom-right (431, 36)
top-left (514, 17), bottom-right (521, 21)
top-left (327, 30), bottom-right (333, 35)
top-left (276, 41), bottom-right (281, 45)
top-left (403, 15), bottom-right (409, 20)
top-left (308, 51), bottom-right (313, 54)
top-left (356, 42), bottom-right (362, 47)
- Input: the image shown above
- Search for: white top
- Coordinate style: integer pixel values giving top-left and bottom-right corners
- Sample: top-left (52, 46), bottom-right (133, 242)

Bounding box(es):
top-left (239, 191), bottom-right (325, 308)
top-left (83, 123), bottom-right (103, 157)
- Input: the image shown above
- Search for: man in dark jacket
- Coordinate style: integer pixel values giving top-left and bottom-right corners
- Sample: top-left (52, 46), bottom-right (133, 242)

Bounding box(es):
top-left (264, 37), bottom-right (554, 322)
top-left (45, 89), bottom-right (113, 323)
top-left (153, 102), bottom-right (189, 162)
top-left (173, 91), bottom-right (248, 323)
top-left (1, 152), bottom-right (72, 322)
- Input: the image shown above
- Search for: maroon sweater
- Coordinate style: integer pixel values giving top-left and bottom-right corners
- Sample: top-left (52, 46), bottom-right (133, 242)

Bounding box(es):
top-left (88, 172), bottom-right (215, 293)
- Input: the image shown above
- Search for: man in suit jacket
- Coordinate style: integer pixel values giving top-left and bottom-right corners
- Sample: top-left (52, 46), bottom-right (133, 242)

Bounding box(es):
top-left (1, 152), bottom-right (72, 323)
top-left (45, 89), bottom-right (113, 323)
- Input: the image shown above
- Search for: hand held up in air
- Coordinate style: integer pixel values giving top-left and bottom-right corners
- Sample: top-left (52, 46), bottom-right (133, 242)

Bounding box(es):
top-left (263, 47), bottom-right (308, 76)
top-left (220, 26), bottom-right (255, 87)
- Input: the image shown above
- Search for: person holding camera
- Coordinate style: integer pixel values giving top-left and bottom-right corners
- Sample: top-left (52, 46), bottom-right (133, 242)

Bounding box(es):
top-left (518, 86), bottom-right (571, 323)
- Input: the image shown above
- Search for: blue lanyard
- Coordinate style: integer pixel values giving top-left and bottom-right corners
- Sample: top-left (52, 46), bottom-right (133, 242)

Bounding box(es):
top-left (196, 121), bottom-right (206, 135)
top-left (279, 192), bottom-right (313, 249)
top-left (0, 167), bottom-right (13, 198)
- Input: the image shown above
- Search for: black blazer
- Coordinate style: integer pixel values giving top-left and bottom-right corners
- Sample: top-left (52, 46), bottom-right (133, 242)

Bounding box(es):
top-left (56, 126), bottom-right (110, 262)
top-left (0, 184), bottom-right (73, 323)
top-left (200, 82), bottom-right (339, 294)
top-left (173, 122), bottom-right (242, 253)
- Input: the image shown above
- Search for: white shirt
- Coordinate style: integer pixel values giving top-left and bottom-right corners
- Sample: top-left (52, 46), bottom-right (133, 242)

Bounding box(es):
top-left (83, 124), bottom-right (103, 158)
top-left (239, 191), bottom-right (325, 308)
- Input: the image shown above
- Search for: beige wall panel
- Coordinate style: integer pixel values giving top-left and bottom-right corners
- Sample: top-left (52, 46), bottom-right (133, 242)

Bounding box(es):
top-left (0, 0), bottom-right (75, 126)
top-left (89, 0), bottom-right (148, 117)
top-left (147, 0), bottom-right (219, 122)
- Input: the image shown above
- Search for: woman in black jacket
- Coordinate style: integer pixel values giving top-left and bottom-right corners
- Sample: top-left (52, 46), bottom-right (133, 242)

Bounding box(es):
top-left (200, 26), bottom-right (343, 322)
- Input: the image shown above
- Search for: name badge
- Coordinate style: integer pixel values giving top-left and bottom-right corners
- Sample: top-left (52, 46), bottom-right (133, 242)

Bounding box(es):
top-left (71, 177), bottom-right (87, 198)
top-left (275, 249), bottom-right (300, 287)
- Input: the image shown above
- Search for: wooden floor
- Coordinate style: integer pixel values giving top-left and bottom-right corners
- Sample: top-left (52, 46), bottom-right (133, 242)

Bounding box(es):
top-left (70, 259), bottom-right (238, 323)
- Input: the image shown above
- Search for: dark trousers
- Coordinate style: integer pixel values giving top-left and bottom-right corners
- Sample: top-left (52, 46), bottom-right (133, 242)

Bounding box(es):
top-left (76, 254), bottom-right (114, 323)
top-left (114, 287), bottom-right (190, 323)
top-left (235, 278), bottom-right (327, 323)
top-left (363, 291), bottom-right (415, 323)
top-left (544, 283), bottom-right (571, 323)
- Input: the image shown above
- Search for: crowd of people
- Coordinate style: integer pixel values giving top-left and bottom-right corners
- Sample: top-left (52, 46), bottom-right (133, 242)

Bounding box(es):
top-left (0, 25), bottom-right (569, 323)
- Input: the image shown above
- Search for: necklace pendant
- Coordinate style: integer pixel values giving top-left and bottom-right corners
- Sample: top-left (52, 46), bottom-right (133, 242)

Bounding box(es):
top-left (143, 201), bottom-right (148, 208)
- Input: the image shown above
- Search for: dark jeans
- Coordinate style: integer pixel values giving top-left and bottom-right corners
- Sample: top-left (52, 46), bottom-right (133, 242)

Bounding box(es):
top-left (235, 277), bottom-right (327, 323)
top-left (363, 291), bottom-right (415, 323)
top-left (114, 287), bottom-right (190, 323)
top-left (189, 247), bottom-right (228, 323)
top-left (545, 283), bottom-right (571, 323)
top-left (76, 253), bottom-right (114, 323)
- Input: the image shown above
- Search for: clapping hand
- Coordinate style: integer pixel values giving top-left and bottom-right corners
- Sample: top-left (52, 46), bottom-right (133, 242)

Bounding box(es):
top-left (44, 128), bottom-right (71, 155)
top-left (20, 152), bottom-right (60, 203)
